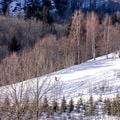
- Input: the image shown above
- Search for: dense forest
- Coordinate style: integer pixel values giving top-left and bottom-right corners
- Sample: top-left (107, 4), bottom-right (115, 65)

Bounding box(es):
top-left (0, 10), bottom-right (120, 85)
top-left (1, 0), bottom-right (120, 18)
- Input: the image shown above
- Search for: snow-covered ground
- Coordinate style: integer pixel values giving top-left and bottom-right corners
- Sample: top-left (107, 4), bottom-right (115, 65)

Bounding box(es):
top-left (39, 115), bottom-right (120, 120)
top-left (52, 53), bottom-right (120, 101)
top-left (0, 53), bottom-right (120, 102)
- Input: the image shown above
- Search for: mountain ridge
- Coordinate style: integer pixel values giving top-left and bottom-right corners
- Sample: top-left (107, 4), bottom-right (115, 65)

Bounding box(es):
top-left (0, 0), bottom-right (120, 17)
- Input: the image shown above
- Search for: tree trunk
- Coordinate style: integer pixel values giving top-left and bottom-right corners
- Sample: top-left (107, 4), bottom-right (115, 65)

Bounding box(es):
top-left (92, 35), bottom-right (96, 60)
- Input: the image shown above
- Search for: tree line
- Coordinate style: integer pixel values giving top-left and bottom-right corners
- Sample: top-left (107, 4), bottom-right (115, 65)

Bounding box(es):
top-left (0, 93), bottom-right (120, 119)
top-left (0, 11), bottom-right (120, 85)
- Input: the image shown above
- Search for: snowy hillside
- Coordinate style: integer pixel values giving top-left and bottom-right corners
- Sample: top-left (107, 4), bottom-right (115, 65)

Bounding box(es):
top-left (52, 53), bottom-right (120, 101)
top-left (0, 53), bottom-right (120, 102)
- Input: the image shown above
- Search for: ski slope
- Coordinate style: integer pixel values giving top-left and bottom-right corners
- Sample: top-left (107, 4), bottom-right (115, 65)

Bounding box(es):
top-left (51, 53), bottom-right (120, 101)
top-left (0, 53), bottom-right (120, 102)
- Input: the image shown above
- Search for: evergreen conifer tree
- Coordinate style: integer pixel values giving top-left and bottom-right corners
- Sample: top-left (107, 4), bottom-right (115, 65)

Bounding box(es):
top-left (116, 94), bottom-right (120, 117)
top-left (104, 98), bottom-right (111, 115)
top-left (2, 0), bottom-right (9, 15)
top-left (25, 4), bottom-right (31, 19)
top-left (86, 95), bottom-right (95, 116)
top-left (60, 96), bottom-right (66, 113)
top-left (35, 8), bottom-right (42, 22)
top-left (9, 36), bottom-right (21, 52)
top-left (111, 99), bottom-right (117, 116)
top-left (90, 95), bottom-right (94, 115)
top-left (76, 97), bottom-right (83, 113)
top-left (69, 98), bottom-right (74, 113)
top-left (52, 99), bottom-right (58, 113)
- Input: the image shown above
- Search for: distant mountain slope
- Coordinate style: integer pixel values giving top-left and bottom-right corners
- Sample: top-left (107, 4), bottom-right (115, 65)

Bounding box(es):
top-left (0, 53), bottom-right (120, 102)
top-left (0, 0), bottom-right (56, 16)
top-left (0, 0), bottom-right (120, 17)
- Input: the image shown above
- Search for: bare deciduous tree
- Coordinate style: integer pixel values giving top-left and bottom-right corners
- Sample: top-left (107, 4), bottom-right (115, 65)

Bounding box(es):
top-left (86, 12), bottom-right (99, 60)
top-left (69, 10), bottom-right (85, 64)
top-left (103, 15), bottom-right (112, 59)
top-left (31, 76), bottom-right (62, 120)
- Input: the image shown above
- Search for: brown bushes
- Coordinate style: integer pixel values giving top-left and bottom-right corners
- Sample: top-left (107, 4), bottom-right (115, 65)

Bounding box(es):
top-left (0, 12), bottom-right (120, 85)
top-left (0, 34), bottom-right (75, 85)
top-left (0, 16), bottom-right (67, 62)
